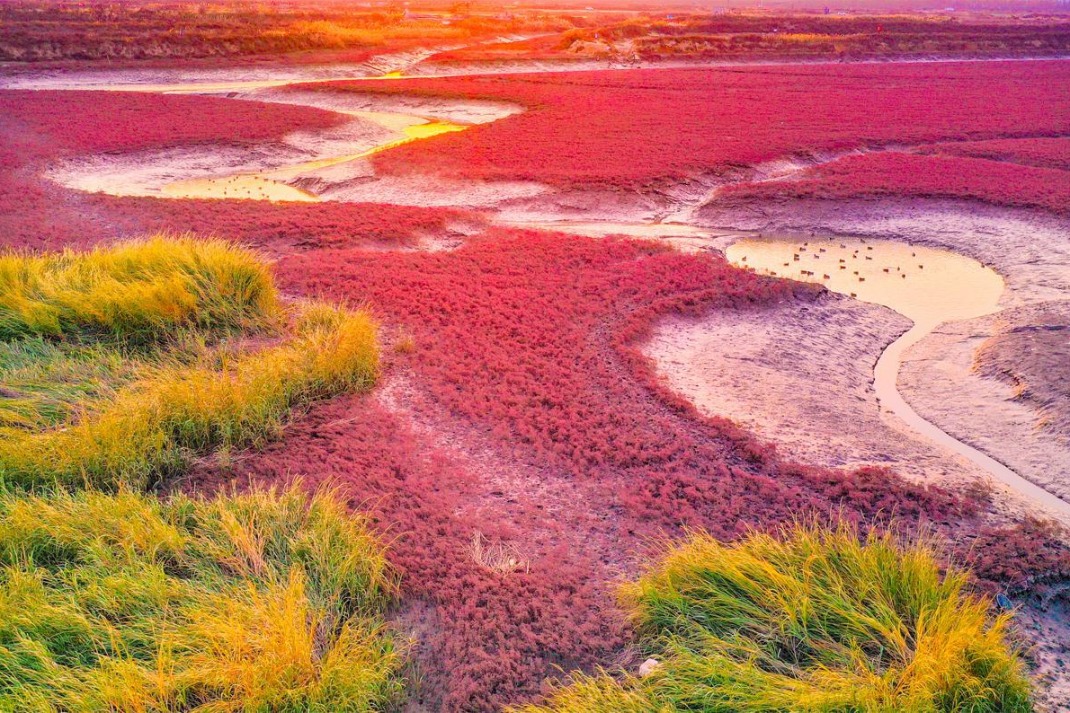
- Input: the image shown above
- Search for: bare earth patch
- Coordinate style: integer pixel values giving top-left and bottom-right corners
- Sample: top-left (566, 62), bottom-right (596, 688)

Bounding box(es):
top-left (975, 302), bottom-right (1070, 441)
top-left (694, 198), bottom-right (1070, 502)
top-left (642, 292), bottom-right (992, 488)
top-left (901, 310), bottom-right (1070, 505)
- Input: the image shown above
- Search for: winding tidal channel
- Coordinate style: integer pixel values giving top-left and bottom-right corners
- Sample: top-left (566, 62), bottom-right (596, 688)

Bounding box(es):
top-left (727, 236), bottom-right (1070, 520)
top-left (15, 66), bottom-right (1070, 520)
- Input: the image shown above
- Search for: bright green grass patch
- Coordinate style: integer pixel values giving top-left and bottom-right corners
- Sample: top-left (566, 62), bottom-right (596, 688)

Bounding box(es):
top-left (0, 484), bottom-right (401, 712)
top-left (0, 238), bottom-right (379, 491)
top-left (519, 525), bottom-right (1033, 713)
top-left (0, 338), bottom-right (132, 431)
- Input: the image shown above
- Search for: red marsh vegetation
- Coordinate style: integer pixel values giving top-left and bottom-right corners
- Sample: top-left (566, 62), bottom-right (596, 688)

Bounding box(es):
top-left (920, 136), bottom-right (1070, 171)
top-left (184, 229), bottom-right (1070, 711)
top-left (722, 152), bottom-right (1070, 216)
top-left (298, 60), bottom-right (1070, 194)
top-left (0, 90), bottom-right (347, 155)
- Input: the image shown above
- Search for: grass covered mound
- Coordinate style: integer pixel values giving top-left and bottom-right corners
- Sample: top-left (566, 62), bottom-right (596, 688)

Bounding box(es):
top-left (0, 485), bottom-right (401, 711)
top-left (521, 525), bottom-right (1032, 713)
top-left (0, 236), bottom-right (378, 490)
top-left (0, 236), bottom-right (279, 342)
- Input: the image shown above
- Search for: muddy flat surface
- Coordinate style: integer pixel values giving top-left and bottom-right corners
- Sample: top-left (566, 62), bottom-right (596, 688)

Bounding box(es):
top-left (902, 311), bottom-right (1070, 503)
top-left (697, 199), bottom-right (1070, 509)
top-left (643, 293), bottom-right (992, 486)
top-left (976, 302), bottom-right (1070, 441)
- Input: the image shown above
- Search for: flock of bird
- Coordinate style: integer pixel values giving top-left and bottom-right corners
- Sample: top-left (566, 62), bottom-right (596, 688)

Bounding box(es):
top-left (737, 236), bottom-right (927, 299)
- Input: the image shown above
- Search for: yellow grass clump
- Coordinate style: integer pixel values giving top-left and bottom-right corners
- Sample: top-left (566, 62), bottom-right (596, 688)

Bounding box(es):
top-left (0, 236), bottom-right (279, 342)
top-left (517, 524), bottom-right (1033, 713)
top-left (0, 237), bottom-right (396, 708)
top-left (0, 237), bottom-right (379, 491)
top-left (0, 485), bottom-right (401, 711)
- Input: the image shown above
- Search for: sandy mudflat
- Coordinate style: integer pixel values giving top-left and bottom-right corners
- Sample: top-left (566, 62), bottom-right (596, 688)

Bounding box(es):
top-left (643, 292), bottom-right (994, 487)
top-left (901, 310), bottom-right (1070, 504)
top-left (694, 198), bottom-right (1070, 504)
top-left (975, 302), bottom-right (1070, 441)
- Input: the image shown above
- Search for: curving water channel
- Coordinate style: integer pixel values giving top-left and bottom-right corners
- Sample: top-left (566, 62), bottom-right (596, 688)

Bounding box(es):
top-left (17, 66), bottom-right (1070, 518)
top-left (158, 111), bottom-right (466, 202)
top-left (727, 235), bottom-right (1070, 518)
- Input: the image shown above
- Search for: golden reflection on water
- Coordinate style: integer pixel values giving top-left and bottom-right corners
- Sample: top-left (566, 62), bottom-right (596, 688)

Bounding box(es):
top-left (726, 236), bottom-right (1004, 327)
top-left (159, 115), bottom-right (466, 202)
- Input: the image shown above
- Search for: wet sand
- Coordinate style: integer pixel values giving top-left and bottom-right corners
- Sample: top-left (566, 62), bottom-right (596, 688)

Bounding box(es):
top-left (697, 199), bottom-right (1070, 508)
top-left (902, 309), bottom-right (1070, 504)
top-left (723, 235), bottom-right (1070, 521)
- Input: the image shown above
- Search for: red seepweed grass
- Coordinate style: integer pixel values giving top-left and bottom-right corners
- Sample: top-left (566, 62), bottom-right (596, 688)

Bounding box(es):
top-left (291, 60), bottom-right (1070, 191)
top-left (721, 151), bottom-right (1070, 216)
top-left (184, 229), bottom-right (1070, 711)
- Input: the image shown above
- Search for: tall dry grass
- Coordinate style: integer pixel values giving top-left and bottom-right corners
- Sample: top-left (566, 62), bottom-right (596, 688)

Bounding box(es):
top-left (0, 237), bottom-right (396, 708)
top-left (518, 524), bottom-right (1033, 712)
top-left (0, 236), bottom-right (279, 343)
top-left (0, 237), bottom-right (379, 491)
top-left (0, 485), bottom-right (401, 711)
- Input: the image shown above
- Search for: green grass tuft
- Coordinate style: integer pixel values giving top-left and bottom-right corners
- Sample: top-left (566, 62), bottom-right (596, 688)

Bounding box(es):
top-left (517, 524), bottom-right (1033, 713)
top-left (0, 235), bottom-right (279, 343)
top-left (0, 237), bottom-right (379, 491)
top-left (0, 485), bottom-right (400, 711)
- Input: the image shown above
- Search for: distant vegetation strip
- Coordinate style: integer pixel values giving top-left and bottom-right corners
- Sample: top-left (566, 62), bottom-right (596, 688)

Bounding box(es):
top-left (5, 2), bottom-right (1066, 65)
top-left (0, 485), bottom-right (401, 710)
top-left (517, 524), bottom-right (1032, 712)
top-left (0, 1), bottom-right (574, 63)
top-left (429, 13), bottom-right (1070, 66)
top-left (0, 236), bottom-right (379, 490)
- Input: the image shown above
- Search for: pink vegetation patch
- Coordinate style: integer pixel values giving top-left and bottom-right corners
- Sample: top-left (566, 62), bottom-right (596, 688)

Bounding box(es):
top-left (92, 196), bottom-right (477, 253)
top-left (721, 151), bottom-right (1070, 216)
top-left (0, 90), bottom-right (345, 156)
top-left (297, 60), bottom-right (1070, 189)
top-left (920, 137), bottom-right (1070, 171)
top-left (187, 230), bottom-right (1070, 711)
